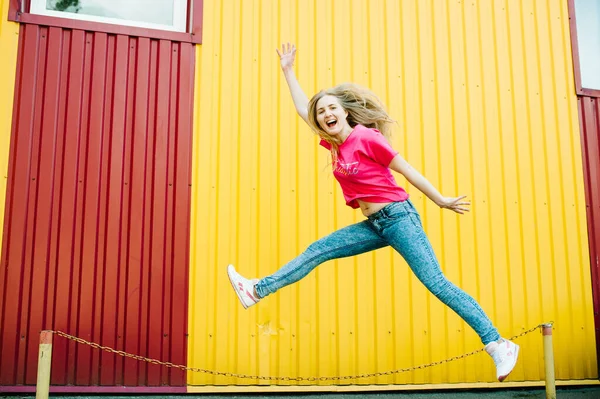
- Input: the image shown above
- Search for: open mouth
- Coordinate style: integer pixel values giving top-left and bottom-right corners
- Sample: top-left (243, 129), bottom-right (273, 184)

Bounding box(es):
top-left (325, 119), bottom-right (338, 129)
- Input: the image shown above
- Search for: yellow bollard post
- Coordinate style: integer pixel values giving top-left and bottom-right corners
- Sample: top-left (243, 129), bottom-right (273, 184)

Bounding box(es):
top-left (35, 331), bottom-right (53, 399)
top-left (542, 323), bottom-right (556, 399)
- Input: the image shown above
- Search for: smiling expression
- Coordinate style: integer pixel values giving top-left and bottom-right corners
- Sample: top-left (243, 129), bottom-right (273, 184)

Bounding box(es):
top-left (315, 95), bottom-right (353, 140)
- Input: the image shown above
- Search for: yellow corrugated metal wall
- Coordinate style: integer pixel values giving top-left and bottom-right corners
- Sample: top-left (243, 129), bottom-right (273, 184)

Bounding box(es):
top-left (188, 0), bottom-right (597, 387)
top-left (0, 1), bottom-right (19, 260)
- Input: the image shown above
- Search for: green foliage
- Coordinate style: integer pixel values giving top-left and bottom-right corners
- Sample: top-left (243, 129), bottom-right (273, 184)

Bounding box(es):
top-left (53, 0), bottom-right (80, 12)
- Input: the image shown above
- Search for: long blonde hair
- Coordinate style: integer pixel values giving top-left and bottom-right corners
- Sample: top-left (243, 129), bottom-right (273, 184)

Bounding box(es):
top-left (307, 83), bottom-right (395, 151)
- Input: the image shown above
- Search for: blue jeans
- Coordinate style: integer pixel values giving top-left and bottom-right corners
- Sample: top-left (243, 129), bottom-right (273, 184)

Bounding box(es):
top-left (255, 200), bottom-right (500, 345)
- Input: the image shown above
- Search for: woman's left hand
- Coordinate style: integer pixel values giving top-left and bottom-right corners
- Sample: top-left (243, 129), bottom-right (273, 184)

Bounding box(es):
top-left (438, 195), bottom-right (470, 214)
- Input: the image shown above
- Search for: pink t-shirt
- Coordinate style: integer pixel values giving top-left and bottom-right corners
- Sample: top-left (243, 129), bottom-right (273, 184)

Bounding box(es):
top-left (320, 124), bottom-right (409, 209)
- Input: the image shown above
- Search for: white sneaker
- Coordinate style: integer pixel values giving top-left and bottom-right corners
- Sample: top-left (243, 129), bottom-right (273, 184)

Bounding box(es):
top-left (227, 265), bottom-right (260, 309)
top-left (485, 338), bottom-right (520, 382)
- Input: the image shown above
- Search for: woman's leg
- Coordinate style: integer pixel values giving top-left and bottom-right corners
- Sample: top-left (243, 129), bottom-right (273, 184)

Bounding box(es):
top-left (255, 220), bottom-right (387, 298)
top-left (376, 201), bottom-right (500, 345)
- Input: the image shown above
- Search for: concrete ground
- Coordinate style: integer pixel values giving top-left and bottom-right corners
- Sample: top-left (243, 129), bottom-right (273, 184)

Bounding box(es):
top-left (3, 386), bottom-right (600, 398)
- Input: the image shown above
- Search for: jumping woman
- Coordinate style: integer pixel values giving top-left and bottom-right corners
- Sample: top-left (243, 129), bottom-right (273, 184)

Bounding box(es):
top-left (227, 43), bottom-right (519, 381)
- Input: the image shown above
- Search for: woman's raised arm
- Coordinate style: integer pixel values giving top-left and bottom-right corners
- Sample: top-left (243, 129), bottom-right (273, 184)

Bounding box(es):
top-left (276, 43), bottom-right (310, 125)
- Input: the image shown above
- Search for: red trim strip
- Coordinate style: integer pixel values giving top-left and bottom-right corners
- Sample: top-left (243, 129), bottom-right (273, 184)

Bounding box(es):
top-left (13, 13), bottom-right (201, 44)
top-left (579, 88), bottom-right (600, 97)
top-left (39, 331), bottom-right (53, 345)
top-left (8, 1), bottom-right (203, 44)
top-left (578, 97), bottom-right (600, 374)
top-left (0, 386), bottom-right (187, 393)
top-left (191, 0), bottom-right (204, 43)
top-left (8, 0), bottom-right (20, 20)
top-left (542, 326), bottom-right (553, 337)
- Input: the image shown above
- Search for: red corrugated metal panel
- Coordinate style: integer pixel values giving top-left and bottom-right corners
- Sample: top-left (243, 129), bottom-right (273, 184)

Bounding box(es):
top-left (0, 23), bottom-right (194, 387)
top-left (579, 96), bottom-right (600, 364)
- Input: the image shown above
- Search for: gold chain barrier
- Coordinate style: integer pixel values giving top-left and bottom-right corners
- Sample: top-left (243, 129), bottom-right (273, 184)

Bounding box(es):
top-left (35, 322), bottom-right (556, 398)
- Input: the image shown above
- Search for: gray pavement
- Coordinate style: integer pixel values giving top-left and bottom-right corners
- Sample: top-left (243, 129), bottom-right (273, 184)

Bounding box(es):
top-left (3, 386), bottom-right (600, 398)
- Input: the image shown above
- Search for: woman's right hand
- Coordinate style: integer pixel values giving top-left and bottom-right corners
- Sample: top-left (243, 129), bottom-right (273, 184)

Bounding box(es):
top-left (276, 43), bottom-right (296, 70)
top-left (276, 42), bottom-right (309, 124)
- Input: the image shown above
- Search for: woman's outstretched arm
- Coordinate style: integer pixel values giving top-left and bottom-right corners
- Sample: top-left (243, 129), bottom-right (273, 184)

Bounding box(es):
top-left (276, 43), bottom-right (310, 125)
top-left (389, 155), bottom-right (471, 214)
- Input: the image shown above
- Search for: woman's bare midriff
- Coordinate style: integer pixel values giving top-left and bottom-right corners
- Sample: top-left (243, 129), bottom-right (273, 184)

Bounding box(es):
top-left (357, 199), bottom-right (394, 217)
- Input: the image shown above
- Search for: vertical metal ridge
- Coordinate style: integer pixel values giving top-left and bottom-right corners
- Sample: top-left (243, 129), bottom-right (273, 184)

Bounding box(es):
top-left (99, 32), bottom-right (115, 385)
top-left (0, 13), bottom-right (21, 378)
top-left (432, 1), bottom-right (445, 377)
top-left (234, 4), bottom-right (244, 374)
top-left (381, 0), bottom-right (400, 379)
top-left (41, 25), bottom-right (62, 379)
top-left (503, 0), bottom-right (530, 354)
top-left (90, 31), bottom-right (109, 385)
top-left (534, 0), bottom-right (560, 340)
top-left (542, 0), bottom-right (575, 363)
top-left (514, 0), bottom-right (540, 334)
top-left (98, 32), bottom-right (115, 383)
top-left (211, 1), bottom-right (223, 383)
top-left (274, 2), bottom-right (283, 369)
top-left (23, 23), bottom-right (47, 384)
top-left (0, 17), bottom-right (19, 374)
top-left (0, 0), bottom-right (8, 36)
top-left (562, 2), bottom-right (590, 362)
top-left (580, 96), bottom-right (600, 374)
top-left (48, 26), bottom-right (65, 384)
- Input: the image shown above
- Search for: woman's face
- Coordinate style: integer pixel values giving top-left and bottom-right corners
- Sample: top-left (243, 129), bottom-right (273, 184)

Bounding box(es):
top-left (315, 95), bottom-right (351, 137)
